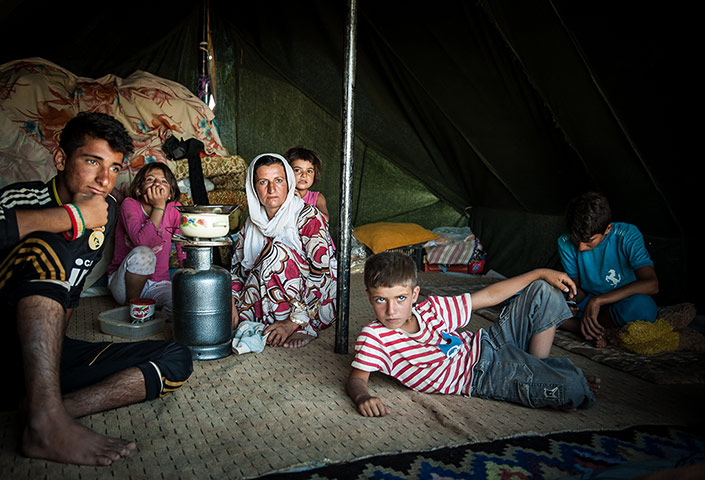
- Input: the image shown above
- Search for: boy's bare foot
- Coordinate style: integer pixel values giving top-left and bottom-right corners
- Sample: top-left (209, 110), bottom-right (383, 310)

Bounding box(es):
top-left (594, 326), bottom-right (622, 348)
top-left (585, 374), bottom-right (601, 394)
top-left (22, 409), bottom-right (135, 466)
top-left (548, 375), bottom-right (600, 412)
top-left (283, 332), bottom-right (315, 348)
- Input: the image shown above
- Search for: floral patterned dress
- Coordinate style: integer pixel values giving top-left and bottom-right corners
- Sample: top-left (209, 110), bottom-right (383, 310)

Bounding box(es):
top-left (231, 204), bottom-right (337, 337)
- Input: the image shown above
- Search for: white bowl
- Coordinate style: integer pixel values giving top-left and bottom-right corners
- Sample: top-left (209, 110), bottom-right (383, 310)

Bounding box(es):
top-left (179, 212), bottom-right (230, 238)
top-left (176, 205), bottom-right (239, 238)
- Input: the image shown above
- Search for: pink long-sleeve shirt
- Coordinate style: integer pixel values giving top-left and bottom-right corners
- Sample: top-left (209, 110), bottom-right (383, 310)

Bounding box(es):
top-left (108, 197), bottom-right (185, 282)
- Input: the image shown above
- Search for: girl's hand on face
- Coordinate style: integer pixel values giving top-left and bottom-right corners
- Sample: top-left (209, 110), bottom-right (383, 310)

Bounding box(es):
top-left (144, 183), bottom-right (169, 209)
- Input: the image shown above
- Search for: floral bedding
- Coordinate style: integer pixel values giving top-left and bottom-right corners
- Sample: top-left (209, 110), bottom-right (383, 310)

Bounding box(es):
top-left (0, 57), bottom-right (229, 200)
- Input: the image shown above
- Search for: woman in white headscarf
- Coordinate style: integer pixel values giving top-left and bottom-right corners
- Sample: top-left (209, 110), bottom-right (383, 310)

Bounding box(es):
top-left (231, 153), bottom-right (337, 348)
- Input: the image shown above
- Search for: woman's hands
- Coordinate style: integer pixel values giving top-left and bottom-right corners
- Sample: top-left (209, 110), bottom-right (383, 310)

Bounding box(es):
top-left (263, 318), bottom-right (299, 347)
top-left (231, 298), bottom-right (239, 331)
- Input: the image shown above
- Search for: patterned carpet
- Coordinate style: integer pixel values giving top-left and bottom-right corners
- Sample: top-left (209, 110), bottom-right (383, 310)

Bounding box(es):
top-left (257, 424), bottom-right (705, 479)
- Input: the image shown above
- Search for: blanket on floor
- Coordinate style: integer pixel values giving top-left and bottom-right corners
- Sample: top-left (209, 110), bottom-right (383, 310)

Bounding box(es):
top-left (257, 424), bottom-right (705, 480)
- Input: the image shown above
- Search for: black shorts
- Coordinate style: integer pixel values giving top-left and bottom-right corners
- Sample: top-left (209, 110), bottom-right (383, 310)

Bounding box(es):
top-left (1, 334), bottom-right (193, 411)
top-left (60, 337), bottom-right (193, 400)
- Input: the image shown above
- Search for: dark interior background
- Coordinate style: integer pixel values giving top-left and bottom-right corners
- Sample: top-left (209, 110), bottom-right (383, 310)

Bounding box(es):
top-left (1, 0), bottom-right (698, 311)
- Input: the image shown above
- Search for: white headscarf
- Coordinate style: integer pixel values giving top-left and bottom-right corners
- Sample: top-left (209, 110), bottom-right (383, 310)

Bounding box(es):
top-left (242, 153), bottom-right (305, 269)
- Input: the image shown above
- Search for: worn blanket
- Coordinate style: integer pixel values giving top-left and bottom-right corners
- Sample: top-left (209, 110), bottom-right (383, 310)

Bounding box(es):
top-left (0, 57), bottom-right (228, 200)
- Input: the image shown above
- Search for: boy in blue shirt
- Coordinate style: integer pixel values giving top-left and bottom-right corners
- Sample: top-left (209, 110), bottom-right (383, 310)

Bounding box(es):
top-left (557, 192), bottom-right (659, 347)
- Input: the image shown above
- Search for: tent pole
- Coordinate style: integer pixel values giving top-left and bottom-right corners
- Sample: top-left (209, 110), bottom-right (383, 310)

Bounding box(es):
top-left (335, 0), bottom-right (358, 355)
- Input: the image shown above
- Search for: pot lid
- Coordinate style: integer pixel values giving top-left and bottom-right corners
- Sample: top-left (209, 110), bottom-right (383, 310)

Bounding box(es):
top-left (176, 204), bottom-right (239, 215)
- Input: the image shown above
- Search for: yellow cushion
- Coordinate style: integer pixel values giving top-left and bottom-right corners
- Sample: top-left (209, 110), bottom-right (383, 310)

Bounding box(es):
top-left (355, 222), bottom-right (439, 254)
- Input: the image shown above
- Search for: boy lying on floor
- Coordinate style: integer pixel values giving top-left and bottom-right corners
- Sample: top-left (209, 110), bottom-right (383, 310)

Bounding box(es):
top-left (346, 252), bottom-right (600, 416)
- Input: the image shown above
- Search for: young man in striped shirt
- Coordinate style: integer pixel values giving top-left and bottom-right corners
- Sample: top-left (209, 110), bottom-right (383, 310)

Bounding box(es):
top-left (347, 252), bottom-right (599, 416)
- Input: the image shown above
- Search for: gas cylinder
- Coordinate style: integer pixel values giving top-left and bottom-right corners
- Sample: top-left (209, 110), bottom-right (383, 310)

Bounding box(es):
top-left (172, 245), bottom-right (232, 360)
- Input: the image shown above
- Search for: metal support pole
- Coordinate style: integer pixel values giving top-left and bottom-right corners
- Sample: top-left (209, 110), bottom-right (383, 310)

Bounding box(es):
top-left (335, 0), bottom-right (358, 354)
top-left (200, 0), bottom-right (208, 78)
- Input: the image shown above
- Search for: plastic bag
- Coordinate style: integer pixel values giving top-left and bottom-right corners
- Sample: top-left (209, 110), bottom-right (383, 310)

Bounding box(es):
top-left (424, 226), bottom-right (474, 247)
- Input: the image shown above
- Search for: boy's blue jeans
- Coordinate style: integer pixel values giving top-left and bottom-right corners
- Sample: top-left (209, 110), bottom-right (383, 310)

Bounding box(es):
top-left (471, 280), bottom-right (596, 409)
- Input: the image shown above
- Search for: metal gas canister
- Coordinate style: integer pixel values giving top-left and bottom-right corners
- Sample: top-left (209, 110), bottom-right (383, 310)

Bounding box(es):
top-left (172, 243), bottom-right (232, 360)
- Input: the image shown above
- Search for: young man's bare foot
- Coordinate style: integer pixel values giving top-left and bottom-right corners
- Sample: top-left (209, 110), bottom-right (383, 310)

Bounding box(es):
top-left (282, 332), bottom-right (315, 348)
top-left (22, 409), bottom-right (135, 466)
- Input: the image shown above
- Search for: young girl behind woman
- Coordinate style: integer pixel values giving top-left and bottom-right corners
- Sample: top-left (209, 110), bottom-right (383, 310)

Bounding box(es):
top-left (284, 146), bottom-right (329, 220)
top-left (108, 163), bottom-right (186, 319)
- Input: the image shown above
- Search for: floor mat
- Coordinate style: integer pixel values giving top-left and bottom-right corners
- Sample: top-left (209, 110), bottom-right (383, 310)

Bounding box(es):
top-left (1, 273), bottom-right (703, 479)
top-left (551, 330), bottom-right (705, 385)
top-left (256, 424), bottom-right (705, 480)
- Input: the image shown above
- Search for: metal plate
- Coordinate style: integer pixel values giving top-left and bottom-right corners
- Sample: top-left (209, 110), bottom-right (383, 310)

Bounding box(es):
top-left (176, 204), bottom-right (239, 215)
top-left (172, 236), bottom-right (233, 247)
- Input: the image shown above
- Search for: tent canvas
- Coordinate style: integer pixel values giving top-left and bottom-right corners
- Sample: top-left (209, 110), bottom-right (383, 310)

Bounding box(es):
top-left (0, 0), bottom-right (698, 311)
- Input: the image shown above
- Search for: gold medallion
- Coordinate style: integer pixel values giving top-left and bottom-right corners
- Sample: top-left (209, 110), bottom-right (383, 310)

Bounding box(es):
top-left (88, 229), bottom-right (105, 250)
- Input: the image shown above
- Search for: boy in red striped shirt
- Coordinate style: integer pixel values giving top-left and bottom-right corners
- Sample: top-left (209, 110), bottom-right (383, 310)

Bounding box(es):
top-left (347, 252), bottom-right (599, 416)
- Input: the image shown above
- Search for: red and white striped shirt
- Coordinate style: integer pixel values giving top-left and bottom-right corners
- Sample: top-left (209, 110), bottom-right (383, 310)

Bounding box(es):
top-left (352, 294), bottom-right (484, 396)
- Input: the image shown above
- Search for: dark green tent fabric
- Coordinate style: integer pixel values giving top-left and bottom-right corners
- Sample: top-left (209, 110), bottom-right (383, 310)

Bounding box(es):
top-left (0, 0), bottom-right (698, 310)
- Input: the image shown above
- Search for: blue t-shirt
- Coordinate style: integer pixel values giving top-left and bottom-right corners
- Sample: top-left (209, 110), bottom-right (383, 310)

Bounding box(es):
top-left (557, 222), bottom-right (653, 296)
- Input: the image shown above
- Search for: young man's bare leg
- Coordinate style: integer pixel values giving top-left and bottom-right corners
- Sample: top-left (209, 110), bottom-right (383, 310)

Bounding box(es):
top-left (559, 317), bottom-right (581, 333)
top-left (63, 367), bottom-right (146, 418)
top-left (17, 295), bottom-right (136, 466)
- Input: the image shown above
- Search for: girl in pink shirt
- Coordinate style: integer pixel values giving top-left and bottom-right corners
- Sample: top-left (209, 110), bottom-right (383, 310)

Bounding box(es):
top-left (284, 146), bottom-right (330, 220)
top-left (108, 163), bottom-right (185, 318)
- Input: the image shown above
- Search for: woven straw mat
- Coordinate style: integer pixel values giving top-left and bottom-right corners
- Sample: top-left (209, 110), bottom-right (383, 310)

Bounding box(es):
top-left (0, 273), bottom-right (702, 479)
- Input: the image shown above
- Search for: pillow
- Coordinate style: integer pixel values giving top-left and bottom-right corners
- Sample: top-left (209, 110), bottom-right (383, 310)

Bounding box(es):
top-left (354, 222), bottom-right (439, 254)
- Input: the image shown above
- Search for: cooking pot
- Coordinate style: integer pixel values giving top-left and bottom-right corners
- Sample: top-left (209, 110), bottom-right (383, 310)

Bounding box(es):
top-left (176, 205), bottom-right (239, 238)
